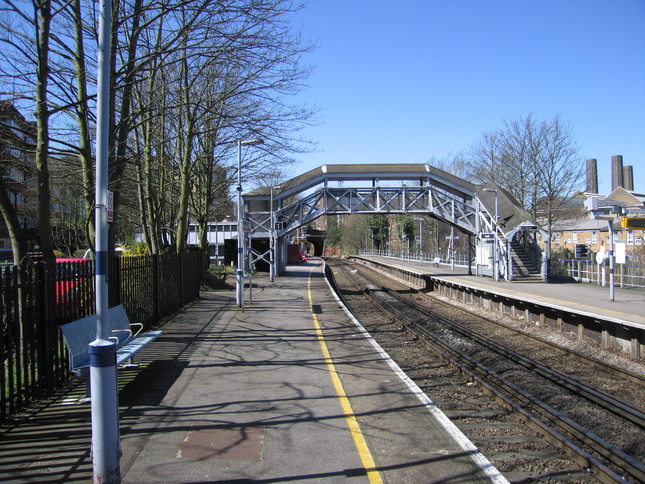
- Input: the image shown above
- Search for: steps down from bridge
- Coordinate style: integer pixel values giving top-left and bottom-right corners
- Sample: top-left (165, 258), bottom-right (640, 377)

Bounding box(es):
top-left (510, 240), bottom-right (543, 282)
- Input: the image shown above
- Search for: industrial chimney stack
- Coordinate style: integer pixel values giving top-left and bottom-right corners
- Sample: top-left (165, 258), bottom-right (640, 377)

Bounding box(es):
top-left (585, 159), bottom-right (598, 193)
top-left (611, 155), bottom-right (624, 191)
top-left (623, 165), bottom-right (634, 191)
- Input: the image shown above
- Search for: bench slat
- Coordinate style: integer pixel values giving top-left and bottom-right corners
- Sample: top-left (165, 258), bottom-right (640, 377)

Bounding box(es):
top-left (60, 306), bottom-right (160, 376)
top-left (116, 331), bottom-right (162, 366)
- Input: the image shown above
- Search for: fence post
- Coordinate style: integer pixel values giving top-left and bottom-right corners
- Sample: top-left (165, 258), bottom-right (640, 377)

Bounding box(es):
top-left (180, 252), bottom-right (185, 307)
top-left (153, 254), bottom-right (160, 323)
top-left (36, 263), bottom-right (52, 394)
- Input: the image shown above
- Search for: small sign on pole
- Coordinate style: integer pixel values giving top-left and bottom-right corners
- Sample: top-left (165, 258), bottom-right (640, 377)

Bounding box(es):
top-left (107, 190), bottom-right (114, 223)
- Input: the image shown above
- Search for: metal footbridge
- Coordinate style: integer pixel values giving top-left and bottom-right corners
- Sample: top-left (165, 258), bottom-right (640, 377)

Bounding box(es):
top-left (242, 164), bottom-right (548, 281)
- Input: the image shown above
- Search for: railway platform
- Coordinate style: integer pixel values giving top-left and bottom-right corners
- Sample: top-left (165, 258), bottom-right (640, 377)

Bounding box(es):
top-left (0, 258), bottom-right (506, 484)
top-left (355, 255), bottom-right (645, 330)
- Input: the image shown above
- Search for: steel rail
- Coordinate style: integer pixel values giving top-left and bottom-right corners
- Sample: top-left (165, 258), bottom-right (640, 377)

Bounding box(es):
top-left (384, 287), bottom-right (645, 430)
top-left (412, 288), bottom-right (645, 389)
top-left (328, 260), bottom-right (641, 484)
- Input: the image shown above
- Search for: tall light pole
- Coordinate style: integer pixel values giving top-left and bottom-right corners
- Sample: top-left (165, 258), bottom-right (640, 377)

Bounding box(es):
top-left (270, 184), bottom-right (282, 282)
top-left (483, 188), bottom-right (499, 281)
top-left (415, 217), bottom-right (423, 264)
top-left (237, 138), bottom-right (263, 309)
top-left (91, 0), bottom-right (120, 481)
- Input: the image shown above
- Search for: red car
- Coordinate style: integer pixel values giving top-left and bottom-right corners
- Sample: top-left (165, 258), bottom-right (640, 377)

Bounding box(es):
top-left (55, 258), bottom-right (93, 322)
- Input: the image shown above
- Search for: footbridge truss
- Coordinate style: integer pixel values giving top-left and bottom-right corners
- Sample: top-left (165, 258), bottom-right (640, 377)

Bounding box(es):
top-left (243, 164), bottom-right (548, 281)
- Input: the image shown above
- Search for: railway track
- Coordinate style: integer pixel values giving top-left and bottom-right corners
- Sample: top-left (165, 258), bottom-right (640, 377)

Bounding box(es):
top-left (325, 258), bottom-right (645, 484)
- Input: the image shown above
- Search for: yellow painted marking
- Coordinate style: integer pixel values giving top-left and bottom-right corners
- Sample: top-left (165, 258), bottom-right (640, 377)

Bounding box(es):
top-left (307, 263), bottom-right (383, 484)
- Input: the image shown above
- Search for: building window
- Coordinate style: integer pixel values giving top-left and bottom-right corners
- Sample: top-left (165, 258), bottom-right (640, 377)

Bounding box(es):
top-left (572, 232), bottom-right (578, 244)
top-left (627, 230), bottom-right (634, 245)
top-left (591, 231), bottom-right (597, 244)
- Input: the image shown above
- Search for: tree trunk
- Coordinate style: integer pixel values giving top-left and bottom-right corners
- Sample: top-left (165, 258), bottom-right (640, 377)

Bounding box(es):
top-left (35, 0), bottom-right (55, 262)
top-left (72, 0), bottom-right (96, 254)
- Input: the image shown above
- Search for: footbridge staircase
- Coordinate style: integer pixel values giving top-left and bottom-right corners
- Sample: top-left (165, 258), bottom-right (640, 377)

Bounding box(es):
top-left (243, 164), bottom-right (548, 282)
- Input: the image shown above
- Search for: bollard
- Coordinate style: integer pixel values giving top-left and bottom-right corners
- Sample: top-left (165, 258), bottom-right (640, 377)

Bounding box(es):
top-left (89, 339), bottom-right (121, 483)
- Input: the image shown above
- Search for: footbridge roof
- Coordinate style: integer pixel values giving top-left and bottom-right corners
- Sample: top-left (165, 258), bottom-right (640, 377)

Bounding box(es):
top-left (245, 163), bottom-right (477, 200)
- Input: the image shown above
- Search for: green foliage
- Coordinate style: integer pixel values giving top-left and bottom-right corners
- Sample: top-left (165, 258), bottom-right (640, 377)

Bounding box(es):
top-left (397, 215), bottom-right (416, 241)
top-left (124, 242), bottom-right (150, 257)
top-left (368, 214), bottom-right (389, 250)
top-left (326, 216), bottom-right (342, 246)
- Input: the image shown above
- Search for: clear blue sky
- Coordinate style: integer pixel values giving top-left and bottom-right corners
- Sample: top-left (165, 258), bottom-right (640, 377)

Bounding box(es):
top-left (289, 0), bottom-right (645, 195)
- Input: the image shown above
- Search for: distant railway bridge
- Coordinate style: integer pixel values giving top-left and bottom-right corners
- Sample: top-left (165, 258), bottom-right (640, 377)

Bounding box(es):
top-left (243, 164), bottom-right (546, 282)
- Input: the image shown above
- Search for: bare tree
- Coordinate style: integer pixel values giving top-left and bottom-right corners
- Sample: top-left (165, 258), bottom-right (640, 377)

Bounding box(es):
top-left (534, 115), bottom-right (585, 243)
top-left (467, 113), bottom-right (584, 241)
top-left (2, 0), bottom-right (317, 259)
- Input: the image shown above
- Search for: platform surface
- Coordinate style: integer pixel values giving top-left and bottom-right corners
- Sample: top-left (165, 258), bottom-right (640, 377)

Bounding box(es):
top-left (358, 255), bottom-right (645, 329)
top-left (0, 258), bottom-right (506, 484)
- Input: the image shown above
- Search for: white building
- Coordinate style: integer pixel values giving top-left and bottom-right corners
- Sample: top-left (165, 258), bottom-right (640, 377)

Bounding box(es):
top-left (186, 220), bottom-right (238, 264)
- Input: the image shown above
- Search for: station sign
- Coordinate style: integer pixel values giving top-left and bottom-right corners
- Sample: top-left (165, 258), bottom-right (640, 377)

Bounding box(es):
top-left (480, 233), bottom-right (495, 240)
top-left (621, 217), bottom-right (645, 229)
top-left (107, 190), bottom-right (113, 223)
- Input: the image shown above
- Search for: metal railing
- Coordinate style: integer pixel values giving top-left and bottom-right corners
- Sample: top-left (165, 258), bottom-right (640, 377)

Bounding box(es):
top-left (547, 258), bottom-right (645, 289)
top-left (1, 252), bottom-right (201, 422)
top-left (357, 249), bottom-right (471, 267)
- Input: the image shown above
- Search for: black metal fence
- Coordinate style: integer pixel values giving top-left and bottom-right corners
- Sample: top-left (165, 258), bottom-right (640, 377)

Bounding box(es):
top-left (1, 252), bottom-right (201, 422)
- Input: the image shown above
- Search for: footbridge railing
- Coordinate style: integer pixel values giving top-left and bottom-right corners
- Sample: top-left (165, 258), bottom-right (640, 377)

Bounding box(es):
top-left (242, 164), bottom-right (546, 281)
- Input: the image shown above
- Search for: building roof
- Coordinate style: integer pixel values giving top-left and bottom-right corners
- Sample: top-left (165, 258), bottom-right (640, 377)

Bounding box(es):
top-left (606, 186), bottom-right (645, 207)
top-left (245, 163), bottom-right (477, 198)
top-left (551, 218), bottom-right (613, 232)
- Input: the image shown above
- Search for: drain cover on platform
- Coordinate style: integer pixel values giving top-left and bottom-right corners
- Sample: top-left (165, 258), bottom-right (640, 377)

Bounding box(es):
top-left (178, 427), bottom-right (265, 460)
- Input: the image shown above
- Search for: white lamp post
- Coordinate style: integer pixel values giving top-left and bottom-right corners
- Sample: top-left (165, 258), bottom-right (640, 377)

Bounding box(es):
top-left (236, 138), bottom-right (263, 309)
top-left (483, 188), bottom-right (499, 281)
top-left (415, 217), bottom-right (423, 264)
top-left (270, 185), bottom-right (282, 282)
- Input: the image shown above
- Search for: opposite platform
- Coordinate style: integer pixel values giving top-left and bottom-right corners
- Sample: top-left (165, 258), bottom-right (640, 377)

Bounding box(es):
top-left (0, 258), bottom-right (506, 484)
top-left (355, 255), bottom-right (645, 330)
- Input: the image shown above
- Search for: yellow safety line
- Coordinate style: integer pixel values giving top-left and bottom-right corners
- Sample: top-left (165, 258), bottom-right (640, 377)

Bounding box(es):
top-left (307, 263), bottom-right (383, 484)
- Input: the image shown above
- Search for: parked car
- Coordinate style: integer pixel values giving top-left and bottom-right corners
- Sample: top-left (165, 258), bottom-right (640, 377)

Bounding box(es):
top-left (0, 249), bottom-right (13, 268)
top-left (55, 258), bottom-right (93, 322)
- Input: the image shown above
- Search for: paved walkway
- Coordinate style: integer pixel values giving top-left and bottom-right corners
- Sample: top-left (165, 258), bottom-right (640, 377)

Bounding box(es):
top-left (1, 259), bottom-right (505, 483)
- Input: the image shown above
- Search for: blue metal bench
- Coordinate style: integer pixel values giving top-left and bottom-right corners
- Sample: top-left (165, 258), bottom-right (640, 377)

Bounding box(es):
top-left (60, 305), bottom-right (161, 398)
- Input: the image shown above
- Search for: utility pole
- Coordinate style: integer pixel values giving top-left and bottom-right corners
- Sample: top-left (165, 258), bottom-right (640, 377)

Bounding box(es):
top-left (90, 0), bottom-right (120, 481)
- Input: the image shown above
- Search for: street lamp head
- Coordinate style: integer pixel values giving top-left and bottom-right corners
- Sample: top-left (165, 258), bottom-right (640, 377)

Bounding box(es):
top-left (483, 187), bottom-right (497, 193)
top-left (240, 138), bottom-right (264, 146)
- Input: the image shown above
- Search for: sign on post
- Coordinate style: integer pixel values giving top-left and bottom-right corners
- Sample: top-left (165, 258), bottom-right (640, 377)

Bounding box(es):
top-left (107, 190), bottom-right (114, 223)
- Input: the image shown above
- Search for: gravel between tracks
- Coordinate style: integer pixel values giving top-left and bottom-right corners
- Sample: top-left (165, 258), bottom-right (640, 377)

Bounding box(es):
top-left (327, 258), bottom-right (645, 484)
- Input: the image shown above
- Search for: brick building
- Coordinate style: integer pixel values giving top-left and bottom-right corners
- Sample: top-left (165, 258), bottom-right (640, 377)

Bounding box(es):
top-left (0, 101), bottom-right (38, 251)
top-left (537, 187), bottom-right (645, 259)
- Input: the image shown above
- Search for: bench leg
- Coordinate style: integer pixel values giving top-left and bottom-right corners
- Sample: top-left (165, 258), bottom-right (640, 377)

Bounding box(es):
top-left (63, 374), bottom-right (91, 405)
top-left (121, 355), bottom-right (141, 369)
top-left (80, 374), bottom-right (92, 403)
